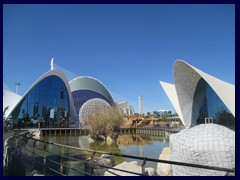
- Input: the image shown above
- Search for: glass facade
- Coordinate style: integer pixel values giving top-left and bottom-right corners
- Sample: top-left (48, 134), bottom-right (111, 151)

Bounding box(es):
top-left (192, 78), bottom-right (235, 130)
top-left (71, 90), bottom-right (112, 114)
top-left (11, 75), bottom-right (70, 128)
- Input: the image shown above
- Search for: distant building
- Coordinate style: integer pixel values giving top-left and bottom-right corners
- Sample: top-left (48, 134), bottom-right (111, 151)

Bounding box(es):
top-left (158, 110), bottom-right (172, 117)
top-left (160, 60), bottom-right (235, 130)
top-left (152, 110), bottom-right (172, 118)
top-left (117, 102), bottom-right (135, 115)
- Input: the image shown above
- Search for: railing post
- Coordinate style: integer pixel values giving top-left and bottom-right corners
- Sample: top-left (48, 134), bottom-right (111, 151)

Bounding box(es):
top-left (60, 146), bottom-right (64, 175)
top-left (32, 140), bottom-right (37, 169)
top-left (24, 137), bottom-right (27, 162)
top-left (141, 157), bottom-right (146, 175)
top-left (90, 151), bottom-right (96, 175)
top-left (43, 143), bottom-right (47, 175)
top-left (17, 138), bottom-right (21, 159)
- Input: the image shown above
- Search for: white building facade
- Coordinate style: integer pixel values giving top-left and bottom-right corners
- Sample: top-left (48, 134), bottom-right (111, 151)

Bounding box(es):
top-left (160, 60), bottom-right (235, 130)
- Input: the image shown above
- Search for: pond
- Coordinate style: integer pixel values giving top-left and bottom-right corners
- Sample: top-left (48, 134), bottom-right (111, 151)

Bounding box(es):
top-left (40, 133), bottom-right (169, 169)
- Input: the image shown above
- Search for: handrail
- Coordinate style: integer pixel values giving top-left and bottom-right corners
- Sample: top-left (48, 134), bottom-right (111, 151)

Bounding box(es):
top-left (25, 135), bottom-right (235, 173)
top-left (7, 132), bottom-right (235, 176)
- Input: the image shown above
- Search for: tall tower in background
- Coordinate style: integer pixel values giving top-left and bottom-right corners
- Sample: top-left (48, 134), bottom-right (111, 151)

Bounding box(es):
top-left (139, 95), bottom-right (142, 115)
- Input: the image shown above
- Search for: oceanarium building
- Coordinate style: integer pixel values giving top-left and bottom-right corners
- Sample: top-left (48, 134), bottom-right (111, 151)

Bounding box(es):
top-left (160, 60), bottom-right (235, 130)
top-left (69, 76), bottom-right (115, 124)
top-left (5, 69), bottom-right (78, 128)
top-left (3, 60), bottom-right (118, 128)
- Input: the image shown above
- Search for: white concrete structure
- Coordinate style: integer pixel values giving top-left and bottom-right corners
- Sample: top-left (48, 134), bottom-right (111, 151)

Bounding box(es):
top-left (69, 76), bottom-right (114, 124)
top-left (117, 102), bottom-right (135, 115)
top-left (104, 161), bottom-right (141, 176)
top-left (170, 124), bottom-right (235, 176)
top-left (157, 147), bottom-right (172, 176)
top-left (6, 70), bottom-right (78, 125)
top-left (50, 58), bottom-right (54, 70)
top-left (138, 95), bottom-right (142, 115)
top-left (69, 76), bottom-right (114, 104)
top-left (160, 60), bottom-right (235, 129)
top-left (3, 82), bottom-right (22, 118)
top-left (4, 60), bottom-right (117, 129)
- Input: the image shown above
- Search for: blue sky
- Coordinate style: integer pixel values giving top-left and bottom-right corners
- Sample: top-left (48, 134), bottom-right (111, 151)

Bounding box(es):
top-left (3, 4), bottom-right (235, 114)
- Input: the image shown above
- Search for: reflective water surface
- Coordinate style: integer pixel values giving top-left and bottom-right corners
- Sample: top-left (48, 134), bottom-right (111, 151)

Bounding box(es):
top-left (40, 134), bottom-right (169, 168)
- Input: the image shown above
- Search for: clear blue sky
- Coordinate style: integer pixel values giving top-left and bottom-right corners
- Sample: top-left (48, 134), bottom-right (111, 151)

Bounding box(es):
top-left (3, 4), bottom-right (235, 114)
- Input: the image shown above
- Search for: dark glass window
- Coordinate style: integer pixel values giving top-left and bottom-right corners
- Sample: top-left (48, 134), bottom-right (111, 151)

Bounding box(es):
top-left (72, 90), bottom-right (112, 114)
top-left (192, 78), bottom-right (235, 130)
top-left (11, 75), bottom-right (70, 128)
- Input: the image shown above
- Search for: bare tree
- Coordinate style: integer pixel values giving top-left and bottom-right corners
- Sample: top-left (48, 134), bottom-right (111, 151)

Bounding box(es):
top-left (86, 105), bottom-right (124, 141)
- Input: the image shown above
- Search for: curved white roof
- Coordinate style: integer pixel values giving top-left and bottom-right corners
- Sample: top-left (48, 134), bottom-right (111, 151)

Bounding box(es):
top-left (159, 81), bottom-right (184, 125)
top-left (69, 76), bottom-right (114, 104)
top-left (3, 82), bottom-right (22, 118)
top-left (8, 70), bottom-right (78, 121)
top-left (160, 60), bottom-right (235, 127)
top-left (170, 123), bottom-right (235, 175)
top-left (117, 102), bottom-right (135, 115)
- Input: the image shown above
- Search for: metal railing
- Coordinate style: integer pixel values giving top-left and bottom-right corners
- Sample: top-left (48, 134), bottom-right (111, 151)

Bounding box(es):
top-left (6, 132), bottom-right (235, 176)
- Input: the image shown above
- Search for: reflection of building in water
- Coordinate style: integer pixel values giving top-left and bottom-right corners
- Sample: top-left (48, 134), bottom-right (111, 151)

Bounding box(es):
top-left (117, 134), bottom-right (155, 145)
top-left (140, 145), bottom-right (143, 157)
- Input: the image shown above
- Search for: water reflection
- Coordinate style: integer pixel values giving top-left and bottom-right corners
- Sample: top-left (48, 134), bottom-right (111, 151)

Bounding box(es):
top-left (117, 134), bottom-right (163, 145)
top-left (40, 134), bottom-right (169, 155)
top-left (39, 134), bottom-right (169, 168)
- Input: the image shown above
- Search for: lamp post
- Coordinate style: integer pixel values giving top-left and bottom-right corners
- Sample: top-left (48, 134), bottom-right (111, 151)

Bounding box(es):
top-left (15, 82), bottom-right (21, 94)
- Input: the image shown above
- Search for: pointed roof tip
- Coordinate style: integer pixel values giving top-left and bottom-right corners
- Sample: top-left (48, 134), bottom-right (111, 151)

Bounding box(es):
top-left (51, 57), bottom-right (54, 63)
top-left (51, 57), bottom-right (54, 70)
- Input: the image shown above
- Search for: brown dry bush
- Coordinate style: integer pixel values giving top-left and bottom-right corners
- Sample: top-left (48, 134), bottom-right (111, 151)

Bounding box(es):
top-left (86, 105), bottom-right (124, 140)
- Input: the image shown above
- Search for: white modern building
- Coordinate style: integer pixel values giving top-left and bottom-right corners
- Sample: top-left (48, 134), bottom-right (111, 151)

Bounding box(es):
top-left (3, 60), bottom-right (115, 128)
top-left (3, 82), bottom-right (22, 119)
top-left (5, 69), bottom-right (78, 128)
top-left (69, 76), bottom-right (115, 125)
top-left (158, 110), bottom-right (172, 117)
top-left (117, 102), bottom-right (135, 115)
top-left (160, 60), bottom-right (235, 130)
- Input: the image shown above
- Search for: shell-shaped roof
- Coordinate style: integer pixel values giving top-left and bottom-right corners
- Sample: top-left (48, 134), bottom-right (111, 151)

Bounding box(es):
top-left (160, 60), bottom-right (235, 127)
top-left (7, 70), bottom-right (78, 121)
top-left (69, 76), bottom-right (114, 104)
